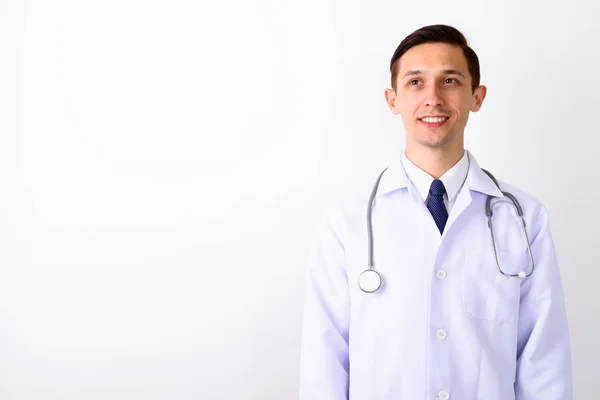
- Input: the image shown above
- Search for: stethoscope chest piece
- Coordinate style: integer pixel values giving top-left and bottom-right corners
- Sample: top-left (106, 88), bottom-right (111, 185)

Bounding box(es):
top-left (358, 269), bottom-right (381, 293)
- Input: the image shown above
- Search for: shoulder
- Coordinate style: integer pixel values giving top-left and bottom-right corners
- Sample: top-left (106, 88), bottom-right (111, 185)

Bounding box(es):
top-left (494, 179), bottom-right (548, 215)
top-left (492, 178), bottom-right (552, 238)
top-left (318, 168), bottom-right (387, 238)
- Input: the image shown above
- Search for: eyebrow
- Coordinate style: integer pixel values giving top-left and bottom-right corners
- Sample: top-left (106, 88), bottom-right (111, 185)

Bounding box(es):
top-left (402, 69), bottom-right (466, 78)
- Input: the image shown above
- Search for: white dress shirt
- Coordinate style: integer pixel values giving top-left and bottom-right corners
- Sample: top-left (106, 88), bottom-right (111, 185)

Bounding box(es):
top-left (401, 150), bottom-right (469, 214)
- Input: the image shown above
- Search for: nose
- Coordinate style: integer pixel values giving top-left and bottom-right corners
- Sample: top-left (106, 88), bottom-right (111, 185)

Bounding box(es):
top-left (423, 84), bottom-right (444, 107)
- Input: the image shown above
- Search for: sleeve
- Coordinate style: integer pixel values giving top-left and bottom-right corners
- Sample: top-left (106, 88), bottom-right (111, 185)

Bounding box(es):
top-left (299, 206), bottom-right (351, 400)
top-left (514, 206), bottom-right (573, 399)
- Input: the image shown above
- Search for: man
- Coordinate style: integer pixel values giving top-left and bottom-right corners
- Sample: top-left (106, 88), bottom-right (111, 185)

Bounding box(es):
top-left (299, 25), bottom-right (572, 399)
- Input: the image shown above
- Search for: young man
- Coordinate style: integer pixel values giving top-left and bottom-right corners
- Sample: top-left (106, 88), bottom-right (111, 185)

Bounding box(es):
top-left (299, 25), bottom-right (572, 399)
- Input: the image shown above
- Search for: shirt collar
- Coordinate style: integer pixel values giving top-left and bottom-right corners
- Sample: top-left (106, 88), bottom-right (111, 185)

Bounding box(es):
top-left (376, 149), bottom-right (503, 199)
top-left (401, 150), bottom-right (469, 204)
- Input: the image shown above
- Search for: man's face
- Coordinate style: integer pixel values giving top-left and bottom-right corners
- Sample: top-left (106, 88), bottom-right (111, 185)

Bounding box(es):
top-left (385, 42), bottom-right (486, 151)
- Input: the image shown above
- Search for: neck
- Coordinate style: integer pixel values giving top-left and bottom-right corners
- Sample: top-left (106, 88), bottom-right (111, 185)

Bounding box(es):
top-left (405, 145), bottom-right (465, 179)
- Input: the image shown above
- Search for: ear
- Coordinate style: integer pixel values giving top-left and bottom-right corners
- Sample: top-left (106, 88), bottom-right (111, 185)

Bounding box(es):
top-left (470, 85), bottom-right (487, 112)
top-left (384, 88), bottom-right (400, 114)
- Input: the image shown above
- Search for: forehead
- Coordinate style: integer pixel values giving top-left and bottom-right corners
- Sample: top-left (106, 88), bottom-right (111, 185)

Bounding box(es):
top-left (398, 42), bottom-right (470, 77)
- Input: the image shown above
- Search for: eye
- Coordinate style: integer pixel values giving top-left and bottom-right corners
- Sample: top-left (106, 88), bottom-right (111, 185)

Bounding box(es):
top-left (408, 79), bottom-right (420, 86)
top-left (444, 78), bottom-right (458, 84)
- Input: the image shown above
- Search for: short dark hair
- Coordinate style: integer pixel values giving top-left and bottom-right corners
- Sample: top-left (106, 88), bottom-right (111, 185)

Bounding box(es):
top-left (390, 24), bottom-right (481, 93)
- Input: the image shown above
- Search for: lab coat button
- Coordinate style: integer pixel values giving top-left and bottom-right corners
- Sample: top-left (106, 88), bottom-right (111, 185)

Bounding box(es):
top-left (438, 390), bottom-right (450, 400)
top-left (436, 329), bottom-right (447, 340)
top-left (436, 269), bottom-right (447, 280)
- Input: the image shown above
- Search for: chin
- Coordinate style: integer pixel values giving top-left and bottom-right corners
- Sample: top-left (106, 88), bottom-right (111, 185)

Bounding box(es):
top-left (411, 134), bottom-right (459, 150)
top-left (412, 128), bottom-right (459, 145)
top-left (416, 133), bottom-right (451, 144)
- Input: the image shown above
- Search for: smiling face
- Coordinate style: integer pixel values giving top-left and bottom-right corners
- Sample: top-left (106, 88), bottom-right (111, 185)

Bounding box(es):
top-left (385, 42), bottom-right (487, 154)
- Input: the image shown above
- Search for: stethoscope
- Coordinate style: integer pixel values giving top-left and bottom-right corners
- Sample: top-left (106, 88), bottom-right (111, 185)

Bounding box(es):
top-left (358, 161), bottom-right (536, 293)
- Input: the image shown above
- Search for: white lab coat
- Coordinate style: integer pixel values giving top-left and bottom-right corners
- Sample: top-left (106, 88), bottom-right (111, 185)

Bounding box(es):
top-left (299, 151), bottom-right (572, 400)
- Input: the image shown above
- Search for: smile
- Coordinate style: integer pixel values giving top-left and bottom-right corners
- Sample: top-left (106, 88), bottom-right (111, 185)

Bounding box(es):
top-left (419, 116), bottom-right (449, 127)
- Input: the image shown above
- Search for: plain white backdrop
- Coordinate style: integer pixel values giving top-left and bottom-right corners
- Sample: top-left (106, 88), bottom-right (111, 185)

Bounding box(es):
top-left (0, 0), bottom-right (598, 398)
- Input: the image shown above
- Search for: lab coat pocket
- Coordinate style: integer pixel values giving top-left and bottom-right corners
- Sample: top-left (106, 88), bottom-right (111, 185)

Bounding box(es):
top-left (463, 251), bottom-right (522, 323)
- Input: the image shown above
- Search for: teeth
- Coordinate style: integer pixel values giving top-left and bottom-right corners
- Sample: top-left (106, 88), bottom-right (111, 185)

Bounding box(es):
top-left (421, 117), bottom-right (448, 123)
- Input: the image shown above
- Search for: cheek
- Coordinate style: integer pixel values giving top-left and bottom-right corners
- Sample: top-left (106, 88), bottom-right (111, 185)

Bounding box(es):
top-left (444, 96), bottom-right (470, 119)
top-left (396, 97), bottom-right (421, 119)
top-left (461, 101), bottom-right (475, 117)
top-left (399, 109), bottom-right (418, 123)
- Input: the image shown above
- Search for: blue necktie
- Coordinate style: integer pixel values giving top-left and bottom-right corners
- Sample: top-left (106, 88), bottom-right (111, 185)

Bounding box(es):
top-left (427, 179), bottom-right (448, 234)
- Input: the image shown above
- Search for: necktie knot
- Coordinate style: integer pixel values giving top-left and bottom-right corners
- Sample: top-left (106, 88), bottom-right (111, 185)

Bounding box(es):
top-left (429, 179), bottom-right (446, 196)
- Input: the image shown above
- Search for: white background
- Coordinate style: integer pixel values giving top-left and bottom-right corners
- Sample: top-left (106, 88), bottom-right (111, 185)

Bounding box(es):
top-left (1, 0), bottom-right (598, 398)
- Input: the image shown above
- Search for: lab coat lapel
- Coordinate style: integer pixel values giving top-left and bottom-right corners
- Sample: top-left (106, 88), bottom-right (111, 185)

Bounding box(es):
top-left (442, 151), bottom-right (503, 238)
top-left (443, 182), bottom-right (472, 238)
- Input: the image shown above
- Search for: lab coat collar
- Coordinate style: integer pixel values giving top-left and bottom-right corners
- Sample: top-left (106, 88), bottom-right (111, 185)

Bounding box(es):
top-left (464, 150), bottom-right (504, 198)
top-left (376, 157), bottom-right (410, 196)
top-left (376, 150), bottom-right (503, 198)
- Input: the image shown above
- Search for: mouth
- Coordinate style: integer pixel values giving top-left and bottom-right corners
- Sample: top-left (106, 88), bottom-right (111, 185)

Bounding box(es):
top-left (419, 116), bottom-right (449, 128)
